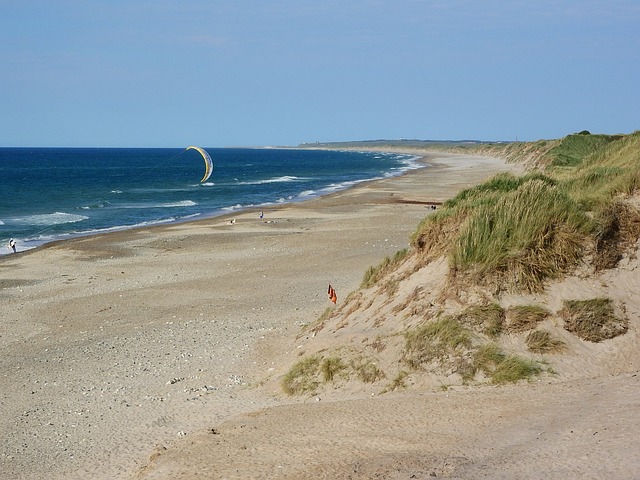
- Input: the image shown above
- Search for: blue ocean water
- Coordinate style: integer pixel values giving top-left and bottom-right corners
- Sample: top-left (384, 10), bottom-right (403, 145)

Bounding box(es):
top-left (0, 147), bottom-right (422, 255)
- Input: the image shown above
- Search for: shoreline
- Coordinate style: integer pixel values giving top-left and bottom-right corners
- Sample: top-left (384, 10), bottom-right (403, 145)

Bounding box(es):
top-left (0, 149), bottom-right (428, 258)
top-left (1, 152), bottom-right (525, 479)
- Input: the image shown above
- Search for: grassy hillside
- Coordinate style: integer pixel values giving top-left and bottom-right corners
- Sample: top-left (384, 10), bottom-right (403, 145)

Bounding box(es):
top-left (414, 131), bottom-right (640, 292)
top-left (280, 131), bottom-right (640, 395)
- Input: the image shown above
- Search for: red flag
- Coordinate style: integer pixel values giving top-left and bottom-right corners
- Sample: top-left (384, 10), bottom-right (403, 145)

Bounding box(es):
top-left (328, 284), bottom-right (337, 304)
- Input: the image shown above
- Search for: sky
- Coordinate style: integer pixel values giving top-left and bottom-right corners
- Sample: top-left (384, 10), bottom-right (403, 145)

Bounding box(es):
top-left (1, 0), bottom-right (639, 147)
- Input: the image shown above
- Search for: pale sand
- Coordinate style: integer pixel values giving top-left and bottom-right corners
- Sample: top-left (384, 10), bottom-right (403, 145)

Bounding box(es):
top-left (1, 153), bottom-right (638, 479)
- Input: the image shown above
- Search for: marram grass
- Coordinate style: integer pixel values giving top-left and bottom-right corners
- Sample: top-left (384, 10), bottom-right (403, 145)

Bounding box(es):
top-left (452, 178), bottom-right (593, 291)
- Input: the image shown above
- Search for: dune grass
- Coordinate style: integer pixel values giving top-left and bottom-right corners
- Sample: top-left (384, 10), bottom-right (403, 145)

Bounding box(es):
top-left (506, 305), bottom-right (551, 333)
top-left (281, 355), bottom-right (322, 395)
top-left (409, 132), bottom-right (640, 293)
top-left (526, 330), bottom-right (566, 354)
top-left (361, 248), bottom-right (408, 289)
top-left (473, 343), bottom-right (542, 384)
top-left (560, 298), bottom-right (628, 342)
top-left (456, 303), bottom-right (505, 338)
top-left (545, 132), bottom-right (622, 168)
top-left (452, 178), bottom-right (592, 291)
top-left (403, 317), bottom-right (472, 369)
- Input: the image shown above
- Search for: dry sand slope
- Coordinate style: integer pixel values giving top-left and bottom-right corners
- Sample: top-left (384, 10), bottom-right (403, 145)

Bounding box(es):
top-left (1, 152), bottom-right (638, 480)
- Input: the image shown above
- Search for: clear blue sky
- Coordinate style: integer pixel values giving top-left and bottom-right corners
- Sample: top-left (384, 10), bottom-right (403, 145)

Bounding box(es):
top-left (2, 1), bottom-right (638, 147)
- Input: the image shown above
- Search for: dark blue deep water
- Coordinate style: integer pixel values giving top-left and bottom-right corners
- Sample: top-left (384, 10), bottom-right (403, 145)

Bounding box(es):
top-left (0, 148), bottom-right (422, 254)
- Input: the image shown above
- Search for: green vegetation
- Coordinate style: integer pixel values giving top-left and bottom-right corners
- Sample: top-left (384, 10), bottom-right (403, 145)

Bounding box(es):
top-left (506, 305), bottom-right (551, 333)
top-left (490, 355), bottom-right (543, 384)
top-left (456, 303), bottom-right (505, 338)
top-left (403, 317), bottom-right (472, 369)
top-left (281, 352), bottom-right (387, 396)
top-left (321, 356), bottom-right (346, 382)
top-left (560, 298), bottom-right (628, 342)
top-left (410, 132), bottom-right (640, 293)
top-left (281, 355), bottom-right (322, 395)
top-left (473, 344), bottom-right (542, 384)
top-left (526, 330), bottom-right (566, 354)
top-left (452, 178), bottom-right (592, 291)
top-left (352, 357), bottom-right (386, 383)
top-left (361, 248), bottom-right (408, 289)
top-left (546, 133), bottom-right (622, 167)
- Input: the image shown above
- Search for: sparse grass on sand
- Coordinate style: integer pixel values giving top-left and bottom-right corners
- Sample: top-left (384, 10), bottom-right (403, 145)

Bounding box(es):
top-left (473, 343), bottom-right (542, 384)
top-left (281, 355), bottom-right (321, 395)
top-left (281, 352), bottom-right (387, 395)
top-left (456, 303), bottom-right (505, 338)
top-left (403, 317), bottom-right (472, 369)
top-left (361, 248), bottom-right (408, 289)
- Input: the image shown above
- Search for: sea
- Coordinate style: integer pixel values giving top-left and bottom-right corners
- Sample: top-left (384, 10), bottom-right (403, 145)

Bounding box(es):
top-left (0, 147), bottom-right (423, 255)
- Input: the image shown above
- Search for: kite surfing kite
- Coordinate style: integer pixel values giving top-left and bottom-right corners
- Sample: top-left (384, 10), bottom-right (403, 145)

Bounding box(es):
top-left (328, 284), bottom-right (337, 304)
top-left (186, 146), bottom-right (214, 183)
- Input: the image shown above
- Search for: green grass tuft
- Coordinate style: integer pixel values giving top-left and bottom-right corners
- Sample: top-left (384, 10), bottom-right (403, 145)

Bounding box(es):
top-left (452, 178), bottom-right (593, 291)
top-left (403, 317), bottom-right (472, 369)
top-left (352, 359), bottom-right (386, 383)
top-left (473, 343), bottom-right (542, 384)
top-left (281, 355), bottom-right (321, 395)
top-left (490, 355), bottom-right (542, 384)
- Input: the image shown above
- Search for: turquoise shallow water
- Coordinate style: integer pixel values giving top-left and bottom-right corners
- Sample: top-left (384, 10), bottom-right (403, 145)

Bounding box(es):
top-left (0, 147), bottom-right (422, 254)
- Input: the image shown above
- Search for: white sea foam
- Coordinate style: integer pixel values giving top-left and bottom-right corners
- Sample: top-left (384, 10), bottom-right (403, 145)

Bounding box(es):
top-left (6, 212), bottom-right (89, 226)
top-left (221, 204), bottom-right (244, 212)
top-left (120, 200), bottom-right (197, 209)
top-left (159, 200), bottom-right (198, 208)
top-left (237, 175), bottom-right (299, 185)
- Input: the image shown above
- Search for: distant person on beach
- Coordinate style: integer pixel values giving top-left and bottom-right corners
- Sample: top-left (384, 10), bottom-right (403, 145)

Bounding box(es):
top-left (8, 238), bottom-right (16, 253)
top-left (259, 211), bottom-right (264, 220)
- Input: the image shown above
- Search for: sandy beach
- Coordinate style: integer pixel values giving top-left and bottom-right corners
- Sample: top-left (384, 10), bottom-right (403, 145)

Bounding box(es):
top-left (2, 152), bottom-right (639, 479)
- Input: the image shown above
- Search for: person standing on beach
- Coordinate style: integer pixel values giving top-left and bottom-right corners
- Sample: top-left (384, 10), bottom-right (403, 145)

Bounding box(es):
top-left (8, 238), bottom-right (16, 253)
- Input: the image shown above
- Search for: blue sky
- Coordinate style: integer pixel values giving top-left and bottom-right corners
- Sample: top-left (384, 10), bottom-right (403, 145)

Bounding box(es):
top-left (1, 1), bottom-right (638, 147)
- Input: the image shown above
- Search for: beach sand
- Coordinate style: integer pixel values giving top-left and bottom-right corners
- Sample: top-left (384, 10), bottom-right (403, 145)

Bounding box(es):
top-left (2, 152), bottom-right (638, 479)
